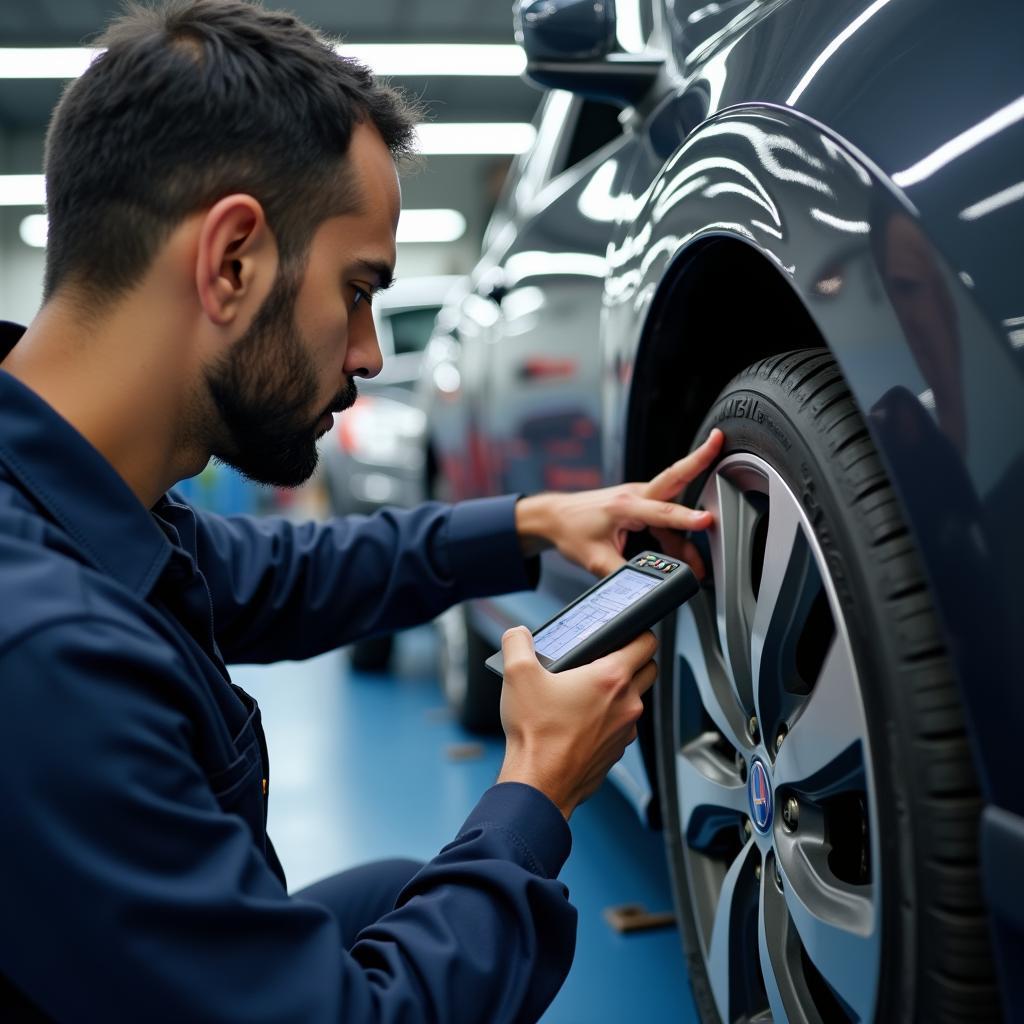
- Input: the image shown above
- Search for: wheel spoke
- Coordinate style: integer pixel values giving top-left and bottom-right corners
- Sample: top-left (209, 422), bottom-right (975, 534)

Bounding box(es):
top-left (750, 473), bottom-right (813, 728)
top-left (703, 472), bottom-right (757, 710)
top-left (675, 601), bottom-right (749, 752)
top-left (676, 732), bottom-right (748, 850)
top-left (759, 856), bottom-right (817, 1024)
top-left (773, 634), bottom-right (865, 794)
top-left (707, 840), bottom-right (759, 1023)
top-left (776, 838), bottom-right (879, 1021)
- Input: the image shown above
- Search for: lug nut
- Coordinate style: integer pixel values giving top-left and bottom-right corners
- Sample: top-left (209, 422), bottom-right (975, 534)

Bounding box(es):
top-left (782, 797), bottom-right (799, 831)
top-left (754, 863), bottom-right (762, 881)
top-left (743, 818), bottom-right (753, 837)
top-left (774, 857), bottom-right (784, 890)
top-left (775, 726), bottom-right (787, 754)
top-left (748, 715), bottom-right (760, 743)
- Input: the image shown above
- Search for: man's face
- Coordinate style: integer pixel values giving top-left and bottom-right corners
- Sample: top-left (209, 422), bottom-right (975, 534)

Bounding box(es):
top-left (205, 123), bottom-right (400, 487)
top-left (883, 215), bottom-right (960, 379)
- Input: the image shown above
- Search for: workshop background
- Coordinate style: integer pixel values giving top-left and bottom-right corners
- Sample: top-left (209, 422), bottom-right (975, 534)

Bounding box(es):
top-left (0, 2), bottom-right (697, 1020)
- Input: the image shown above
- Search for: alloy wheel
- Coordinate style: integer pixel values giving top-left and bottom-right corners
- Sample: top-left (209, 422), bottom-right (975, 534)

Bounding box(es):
top-left (673, 453), bottom-right (881, 1022)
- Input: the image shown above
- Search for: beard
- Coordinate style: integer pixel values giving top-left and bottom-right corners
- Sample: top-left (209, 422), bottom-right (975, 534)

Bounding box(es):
top-left (204, 271), bottom-right (357, 488)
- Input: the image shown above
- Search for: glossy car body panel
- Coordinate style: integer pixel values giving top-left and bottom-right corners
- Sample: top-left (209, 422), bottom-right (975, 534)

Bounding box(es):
top-left (428, 1), bottom-right (1024, 1003)
top-left (606, 104), bottom-right (1024, 807)
top-left (604, 3), bottom-right (1024, 996)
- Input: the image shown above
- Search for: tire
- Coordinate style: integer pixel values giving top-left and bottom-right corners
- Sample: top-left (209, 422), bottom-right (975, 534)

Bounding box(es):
top-left (655, 350), bottom-right (999, 1023)
top-left (349, 634), bottom-right (394, 672)
top-left (436, 605), bottom-right (502, 734)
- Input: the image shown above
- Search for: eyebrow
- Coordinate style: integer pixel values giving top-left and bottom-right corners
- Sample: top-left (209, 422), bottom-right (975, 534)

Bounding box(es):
top-left (352, 259), bottom-right (396, 292)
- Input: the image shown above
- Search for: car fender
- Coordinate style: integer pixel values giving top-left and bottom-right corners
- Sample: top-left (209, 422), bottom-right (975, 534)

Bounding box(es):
top-left (604, 103), bottom-right (1024, 833)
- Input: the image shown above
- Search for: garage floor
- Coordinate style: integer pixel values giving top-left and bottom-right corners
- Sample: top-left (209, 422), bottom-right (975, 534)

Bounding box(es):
top-left (233, 625), bottom-right (699, 1023)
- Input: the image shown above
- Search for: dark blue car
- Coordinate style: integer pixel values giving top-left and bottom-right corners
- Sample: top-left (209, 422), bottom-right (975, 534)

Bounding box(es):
top-left (421, 1), bottom-right (1024, 1020)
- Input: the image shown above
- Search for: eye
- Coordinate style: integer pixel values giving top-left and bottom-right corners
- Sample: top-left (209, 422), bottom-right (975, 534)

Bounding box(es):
top-left (351, 285), bottom-right (373, 310)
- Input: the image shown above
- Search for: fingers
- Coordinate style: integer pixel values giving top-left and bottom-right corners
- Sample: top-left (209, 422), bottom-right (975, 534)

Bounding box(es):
top-left (643, 428), bottom-right (724, 501)
top-left (650, 529), bottom-right (707, 579)
top-left (617, 493), bottom-right (713, 532)
top-left (625, 629), bottom-right (658, 666)
top-left (633, 658), bottom-right (658, 697)
top-left (596, 629), bottom-right (658, 680)
top-left (677, 539), bottom-right (707, 580)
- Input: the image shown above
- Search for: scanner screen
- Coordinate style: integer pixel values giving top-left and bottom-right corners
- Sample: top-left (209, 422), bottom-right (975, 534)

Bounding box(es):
top-left (533, 568), bottom-right (661, 661)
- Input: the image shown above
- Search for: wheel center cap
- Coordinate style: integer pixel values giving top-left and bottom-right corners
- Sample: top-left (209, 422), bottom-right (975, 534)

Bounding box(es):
top-left (748, 758), bottom-right (773, 834)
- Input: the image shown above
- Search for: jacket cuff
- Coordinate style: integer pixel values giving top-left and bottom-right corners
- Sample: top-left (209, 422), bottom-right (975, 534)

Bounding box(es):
top-left (459, 782), bottom-right (572, 880)
top-left (445, 495), bottom-right (539, 599)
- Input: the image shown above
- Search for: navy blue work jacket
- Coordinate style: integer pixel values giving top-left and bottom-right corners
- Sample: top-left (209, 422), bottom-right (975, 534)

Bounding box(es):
top-left (0, 323), bottom-right (575, 1023)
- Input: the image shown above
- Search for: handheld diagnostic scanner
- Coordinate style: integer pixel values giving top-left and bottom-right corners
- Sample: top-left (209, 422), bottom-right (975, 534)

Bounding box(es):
top-left (485, 551), bottom-right (700, 677)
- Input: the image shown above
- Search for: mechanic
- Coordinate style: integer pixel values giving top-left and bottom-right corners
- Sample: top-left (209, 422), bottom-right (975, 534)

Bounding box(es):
top-left (0, 2), bottom-right (724, 1021)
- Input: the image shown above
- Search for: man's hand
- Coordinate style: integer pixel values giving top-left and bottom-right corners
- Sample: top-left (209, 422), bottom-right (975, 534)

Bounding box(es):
top-left (515, 428), bottom-right (724, 578)
top-left (496, 627), bottom-right (658, 819)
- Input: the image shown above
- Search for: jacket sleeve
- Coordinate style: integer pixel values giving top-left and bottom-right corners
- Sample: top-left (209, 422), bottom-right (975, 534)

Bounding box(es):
top-left (0, 617), bottom-right (575, 1024)
top-left (185, 496), bottom-right (538, 664)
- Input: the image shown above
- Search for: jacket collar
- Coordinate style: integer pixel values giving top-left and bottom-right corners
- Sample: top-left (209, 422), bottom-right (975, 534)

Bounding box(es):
top-left (0, 321), bottom-right (172, 597)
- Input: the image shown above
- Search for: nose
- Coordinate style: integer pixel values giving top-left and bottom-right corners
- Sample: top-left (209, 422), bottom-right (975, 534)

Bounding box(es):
top-left (344, 314), bottom-right (384, 380)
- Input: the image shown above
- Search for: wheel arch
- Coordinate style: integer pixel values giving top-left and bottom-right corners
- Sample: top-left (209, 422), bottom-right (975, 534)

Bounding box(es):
top-left (623, 235), bottom-right (828, 828)
top-left (623, 235), bottom-right (826, 485)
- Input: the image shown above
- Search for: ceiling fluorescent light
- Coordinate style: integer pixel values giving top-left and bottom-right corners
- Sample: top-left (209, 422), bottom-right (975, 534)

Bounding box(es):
top-left (397, 209), bottom-right (466, 244)
top-left (414, 122), bottom-right (536, 155)
top-left (0, 121), bottom-right (531, 210)
top-left (0, 44), bottom-right (524, 79)
top-left (0, 48), bottom-right (100, 78)
top-left (16, 208), bottom-right (466, 247)
top-left (342, 44), bottom-right (525, 77)
top-left (0, 175), bottom-right (46, 206)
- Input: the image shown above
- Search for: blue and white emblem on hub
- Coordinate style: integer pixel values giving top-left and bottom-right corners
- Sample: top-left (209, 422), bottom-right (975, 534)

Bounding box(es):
top-left (748, 758), bottom-right (773, 834)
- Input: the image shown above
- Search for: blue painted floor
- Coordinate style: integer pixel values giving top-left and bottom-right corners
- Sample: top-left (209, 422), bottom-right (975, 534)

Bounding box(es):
top-left (233, 625), bottom-right (700, 1023)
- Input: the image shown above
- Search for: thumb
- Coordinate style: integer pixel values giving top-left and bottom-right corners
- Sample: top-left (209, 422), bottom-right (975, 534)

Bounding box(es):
top-left (501, 625), bottom-right (537, 672)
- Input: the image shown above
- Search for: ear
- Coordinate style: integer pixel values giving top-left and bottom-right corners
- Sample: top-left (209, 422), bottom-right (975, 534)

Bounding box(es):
top-left (194, 194), bottom-right (277, 326)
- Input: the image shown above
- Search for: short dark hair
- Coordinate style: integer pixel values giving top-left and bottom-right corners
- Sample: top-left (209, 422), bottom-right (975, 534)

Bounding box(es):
top-left (43, 0), bottom-right (420, 303)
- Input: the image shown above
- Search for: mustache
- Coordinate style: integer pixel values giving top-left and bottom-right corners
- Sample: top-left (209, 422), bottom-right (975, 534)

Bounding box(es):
top-left (324, 377), bottom-right (359, 417)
